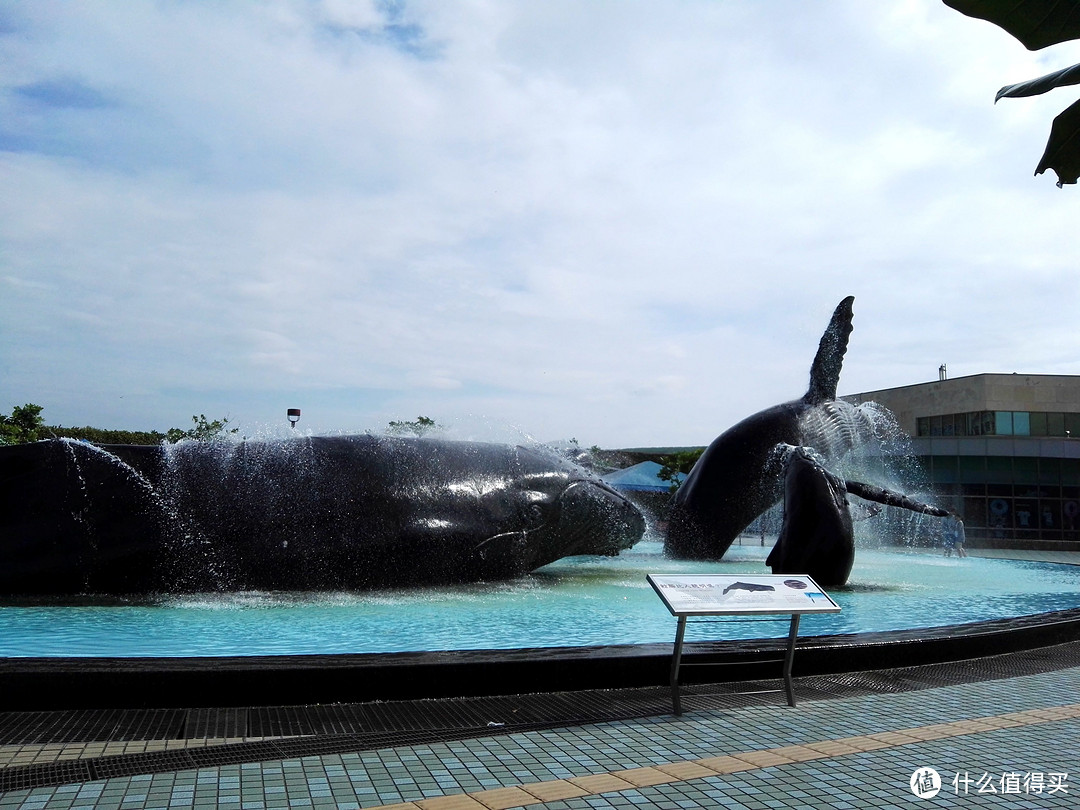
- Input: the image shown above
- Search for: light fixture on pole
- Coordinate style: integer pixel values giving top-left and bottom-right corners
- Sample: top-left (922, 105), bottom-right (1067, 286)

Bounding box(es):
top-left (287, 408), bottom-right (301, 429)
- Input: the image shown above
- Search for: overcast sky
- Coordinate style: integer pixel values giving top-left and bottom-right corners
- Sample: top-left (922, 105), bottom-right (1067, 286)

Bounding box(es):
top-left (3, 1), bottom-right (1080, 448)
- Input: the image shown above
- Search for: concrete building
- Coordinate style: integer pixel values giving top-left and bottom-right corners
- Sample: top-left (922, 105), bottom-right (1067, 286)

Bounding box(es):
top-left (845, 373), bottom-right (1080, 548)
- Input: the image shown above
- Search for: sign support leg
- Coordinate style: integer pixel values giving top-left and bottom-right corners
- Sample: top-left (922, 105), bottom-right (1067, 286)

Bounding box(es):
top-left (783, 613), bottom-right (801, 707)
top-left (670, 616), bottom-right (687, 715)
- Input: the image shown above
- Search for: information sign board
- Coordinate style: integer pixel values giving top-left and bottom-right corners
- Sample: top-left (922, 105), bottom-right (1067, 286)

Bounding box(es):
top-left (647, 574), bottom-right (840, 616)
top-left (647, 573), bottom-right (840, 713)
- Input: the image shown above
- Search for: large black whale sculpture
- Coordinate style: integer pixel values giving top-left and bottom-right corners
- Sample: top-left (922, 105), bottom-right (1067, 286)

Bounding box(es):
top-left (665, 296), bottom-right (856, 560)
top-left (766, 444), bottom-right (949, 587)
top-left (0, 436), bottom-right (645, 595)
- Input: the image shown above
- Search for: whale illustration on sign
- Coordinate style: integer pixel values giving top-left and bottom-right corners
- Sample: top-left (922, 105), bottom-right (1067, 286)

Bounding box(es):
top-left (723, 581), bottom-right (775, 594)
top-left (0, 436), bottom-right (645, 594)
top-left (665, 296), bottom-right (856, 561)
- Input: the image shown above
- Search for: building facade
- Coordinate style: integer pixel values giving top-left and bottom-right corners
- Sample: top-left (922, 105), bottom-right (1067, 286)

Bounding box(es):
top-left (845, 374), bottom-right (1080, 547)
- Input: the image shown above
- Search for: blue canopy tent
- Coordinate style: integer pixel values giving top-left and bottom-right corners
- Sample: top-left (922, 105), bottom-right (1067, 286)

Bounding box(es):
top-left (601, 461), bottom-right (683, 493)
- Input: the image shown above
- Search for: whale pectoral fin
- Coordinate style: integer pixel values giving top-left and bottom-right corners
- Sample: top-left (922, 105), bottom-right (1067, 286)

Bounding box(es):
top-left (845, 479), bottom-right (950, 516)
top-left (805, 296), bottom-right (854, 405)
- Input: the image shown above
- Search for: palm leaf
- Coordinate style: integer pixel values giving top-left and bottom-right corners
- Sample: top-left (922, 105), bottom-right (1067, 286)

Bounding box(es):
top-left (1035, 96), bottom-right (1080, 184)
top-left (944, 0), bottom-right (1080, 50)
top-left (996, 62), bottom-right (1080, 100)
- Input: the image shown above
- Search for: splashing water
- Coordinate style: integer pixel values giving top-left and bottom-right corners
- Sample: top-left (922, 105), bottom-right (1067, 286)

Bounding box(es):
top-left (0, 541), bottom-right (1077, 657)
top-left (797, 400), bottom-right (942, 548)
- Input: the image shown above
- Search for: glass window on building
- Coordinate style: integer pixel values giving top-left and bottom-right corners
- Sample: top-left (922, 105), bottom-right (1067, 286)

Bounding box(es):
top-left (1065, 498), bottom-right (1080, 538)
top-left (988, 495), bottom-right (1011, 531)
top-left (1062, 460), bottom-right (1080, 492)
top-left (1048, 412), bottom-right (1066, 436)
top-left (995, 411), bottom-right (1013, 435)
top-left (1066, 413), bottom-right (1080, 438)
top-left (1040, 500), bottom-right (1062, 533)
top-left (1014, 499), bottom-right (1038, 531)
top-left (986, 456), bottom-right (1013, 483)
top-left (959, 455), bottom-right (988, 484)
top-left (963, 497), bottom-right (987, 529)
top-left (961, 413), bottom-right (977, 436)
top-left (1039, 457), bottom-right (1061, 486)
top-left (1062, 459), bottom-right (1080, 488)
top-left (917, 410), bottom-right (1080, 437)
top-left (1013, 411), bottom-right (1031, 436)
top-left (930, 455), bottom-right (958, 484)
top-left (962, 412), bottom-right (980, 436)
top-left (1029, 411), bottom-right (1048, 436)
top-left (1013, 457), bottom-right (1038, 486)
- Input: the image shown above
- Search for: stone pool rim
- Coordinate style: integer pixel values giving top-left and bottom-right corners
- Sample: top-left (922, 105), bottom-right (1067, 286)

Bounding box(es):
top-left (3, 606), bottom-right (1080, 711)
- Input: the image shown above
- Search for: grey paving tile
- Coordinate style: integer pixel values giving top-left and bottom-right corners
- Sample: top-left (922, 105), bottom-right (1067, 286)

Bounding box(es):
top-left (3, 666), bottom-right (1080, 809)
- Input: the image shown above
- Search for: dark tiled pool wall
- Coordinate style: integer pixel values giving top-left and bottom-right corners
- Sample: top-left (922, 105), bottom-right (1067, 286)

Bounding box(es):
top-left (2, 608), bottom-right (1080, 711)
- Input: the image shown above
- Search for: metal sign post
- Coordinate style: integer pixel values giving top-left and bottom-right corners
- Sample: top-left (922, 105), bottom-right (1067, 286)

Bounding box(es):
top-left (647, 574), bottom-right (840, 714)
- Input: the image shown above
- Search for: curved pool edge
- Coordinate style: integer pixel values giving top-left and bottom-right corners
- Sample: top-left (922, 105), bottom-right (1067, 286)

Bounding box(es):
top-left (3, 607), bottom-right (1080, 711)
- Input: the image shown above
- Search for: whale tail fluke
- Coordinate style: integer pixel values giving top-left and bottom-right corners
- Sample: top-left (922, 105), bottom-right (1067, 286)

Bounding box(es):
top-left (804, 296), bottom-right (855, 405)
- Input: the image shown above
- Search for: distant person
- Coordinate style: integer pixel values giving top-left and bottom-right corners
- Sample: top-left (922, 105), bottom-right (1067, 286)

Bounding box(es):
top-left (953, 516), bottom-right (967, 557)
top-left (944, 514), bottom-right (967, 558)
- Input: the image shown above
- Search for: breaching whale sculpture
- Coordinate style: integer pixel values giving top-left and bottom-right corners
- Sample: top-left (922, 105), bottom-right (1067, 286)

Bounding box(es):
top-left (0, 436), bottom-right (645, 595)
top-left (766, 444), bottom-right (949, 587)
top-left (665, 296), bottom-right (856, 560)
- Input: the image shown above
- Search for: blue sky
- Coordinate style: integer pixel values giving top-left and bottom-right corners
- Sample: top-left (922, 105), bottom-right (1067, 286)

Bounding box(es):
top-left (3, 1), bottom-right (1080, 447)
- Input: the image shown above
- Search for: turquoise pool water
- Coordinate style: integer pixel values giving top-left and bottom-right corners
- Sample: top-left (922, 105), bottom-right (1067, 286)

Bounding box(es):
top-left (1, 541), bottom-right (1077, 657)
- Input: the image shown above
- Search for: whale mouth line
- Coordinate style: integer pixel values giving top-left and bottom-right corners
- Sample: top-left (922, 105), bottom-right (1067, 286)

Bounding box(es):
top-left (471, 479), bottom-right (645, 574)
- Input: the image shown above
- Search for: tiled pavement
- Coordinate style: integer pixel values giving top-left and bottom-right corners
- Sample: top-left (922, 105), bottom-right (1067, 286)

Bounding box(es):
top-left (1, 662), bottom-right (1078, 809)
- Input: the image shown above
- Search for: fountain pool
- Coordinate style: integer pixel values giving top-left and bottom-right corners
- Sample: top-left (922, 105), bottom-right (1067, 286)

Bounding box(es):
top-left (1, 540), bottom-right (1078, 658)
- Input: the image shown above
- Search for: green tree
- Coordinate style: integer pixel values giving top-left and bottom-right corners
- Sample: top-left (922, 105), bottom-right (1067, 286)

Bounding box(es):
top-left (0, 403), bottom-right (45, 444)
top-left (166, 414), bottom-right (239, 443)
top-left (386, 415), bottom-right (442, 437)
top-left (657, 449), bottom-right (704, 493)
top-left (386, 415), bottom-right (440, 437)
top-left (48, 425), bottom-right (167, 445)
